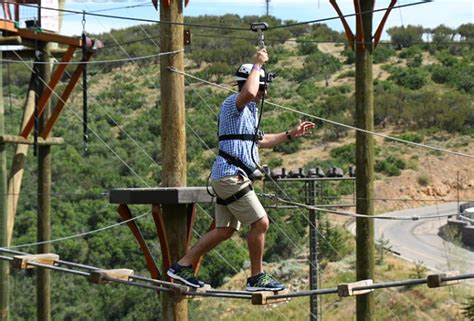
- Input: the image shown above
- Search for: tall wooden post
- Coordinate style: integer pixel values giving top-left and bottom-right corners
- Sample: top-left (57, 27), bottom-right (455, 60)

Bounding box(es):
top-left (0, 49), bottom-right (10, 321)
top-left (6, 72), bottom-right (37, 245)
top-left (355, 1), bottom-right (375, 320)
top-left (159, 0), bottom-right (187, 320)
top-left (36, 44), bottom-right (52, 321)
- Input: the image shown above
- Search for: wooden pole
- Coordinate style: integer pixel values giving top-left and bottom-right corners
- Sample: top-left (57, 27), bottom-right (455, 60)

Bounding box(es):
top-left (36, 44), bottom-right (52, 321)
top-left (159, 1), bottom-right (187, 321)
top-left (354, 1), bottom-right (375, 320)
top-left (6, 73), bottom-right (37, 245)
top-left (0, 46), bottom-right (11, 321)
top-left (160, 1), bottom-right (186, 187)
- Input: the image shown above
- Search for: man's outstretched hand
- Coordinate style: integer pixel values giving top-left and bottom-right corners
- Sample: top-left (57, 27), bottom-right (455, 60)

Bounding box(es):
top-left (289, 120), bottom-right (316, 139)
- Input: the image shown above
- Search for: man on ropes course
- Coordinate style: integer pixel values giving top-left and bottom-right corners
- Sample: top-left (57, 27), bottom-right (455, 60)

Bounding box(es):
top-left (168, 47), bottom-right (315, 291)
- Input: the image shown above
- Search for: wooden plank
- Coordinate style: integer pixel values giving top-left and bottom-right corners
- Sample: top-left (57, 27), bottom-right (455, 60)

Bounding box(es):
top-left (110, 187), bottom-right (214, 205)
top-left (0, 135), bottom-right (63, 145)
top-left (251, 289), bottom-right (290, 305)
top-left (89, 269), bottom-right (134, 284)
top-left (17, 28), bottom-right (81, 47)
top-left (0, 19), bottom-right (18, 33)
top-left (427, 271), bottom-right (460, 288)
top-left (337, 279), bottom-right (373, 297)
top-left (183, 283), bottom-right (212, 298)
top-left (13, 253), bottom-right (59, 269)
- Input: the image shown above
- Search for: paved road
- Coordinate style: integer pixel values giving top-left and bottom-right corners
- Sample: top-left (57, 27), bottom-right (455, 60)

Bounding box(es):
top-left (349, 202), bottom-right (474, 273)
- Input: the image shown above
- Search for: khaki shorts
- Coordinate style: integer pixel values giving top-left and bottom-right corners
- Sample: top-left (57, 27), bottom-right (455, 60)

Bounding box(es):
top-left (211, 175), bottom-right (267, 230)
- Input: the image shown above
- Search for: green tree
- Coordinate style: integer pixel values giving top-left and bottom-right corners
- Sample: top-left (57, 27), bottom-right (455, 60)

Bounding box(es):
top-left (387, 25), bottom-right (424, 49)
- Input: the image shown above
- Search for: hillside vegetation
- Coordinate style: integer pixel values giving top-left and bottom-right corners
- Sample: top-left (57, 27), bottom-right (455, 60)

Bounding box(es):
top-left (3, 15), bottom-right (473, 320)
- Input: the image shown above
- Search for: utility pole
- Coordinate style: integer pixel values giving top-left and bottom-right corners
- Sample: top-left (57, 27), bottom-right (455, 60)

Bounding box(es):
top-left (0, 49), bottom-right (10, 321)
top-left (330, 0), bottom-right (399, 320)
top-left (159, 0), bottom-right (187, 320)
top-left (265, 0), bottom-right (270, 16)
top-left (354, 1), bottom-right (375, 320)
top-left (307, 180), bottom-right (319, 321)
top-left (37, 43), bottom-right (53, 321)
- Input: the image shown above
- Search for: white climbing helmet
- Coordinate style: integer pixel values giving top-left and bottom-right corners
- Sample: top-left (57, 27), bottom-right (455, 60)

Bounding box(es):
top-left (235, 63), bottom-right (267, 84)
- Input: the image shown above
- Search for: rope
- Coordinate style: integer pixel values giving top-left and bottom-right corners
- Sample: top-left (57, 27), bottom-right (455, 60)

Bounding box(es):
top-left (0, 250), bottom-right (472, 301)
top-left (168, 67), bottom-right (474, 160)
top-left (7, 0), bottom-right (431, 32)
top-left (260, 192), bottom-right (461, 221)
top-left (271, 0), bottom-right (432, 30)
top-left (3, 49), bottom-right (184, 65)
top-left (6, 211), bottom-right (150, 249)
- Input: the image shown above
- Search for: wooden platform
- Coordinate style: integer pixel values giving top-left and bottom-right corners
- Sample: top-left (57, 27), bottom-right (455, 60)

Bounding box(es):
top-left (109, 187), bottom-right (214, 205)
top-left (0, 19), bottom-right (82, 47)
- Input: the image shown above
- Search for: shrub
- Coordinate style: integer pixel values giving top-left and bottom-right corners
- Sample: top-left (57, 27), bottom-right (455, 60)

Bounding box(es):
top-left (393, 132), bottom-right (424, 143)
top-left (330, 143), bottom-right (356, 164)
top-left (375, 155), bottom-right (406, 176)
top-left (293, 51), bottom-right (342, 82)
top-left (389, 68), bottom-right (427, 90)
top-left (463, 297), bottom-right (474, 320)
top-left (273, 139), bottom-right (301, 154)
top-left (417, 174), bottom-right (430, 186)
top-left (373, 44), bottom-right (396, 64)
top-left (266, 157), bottom-right (283, 169)
top-left (399, 46), bottom-right (423, 59)
top-left (337, 69), bottom-right (355, 79)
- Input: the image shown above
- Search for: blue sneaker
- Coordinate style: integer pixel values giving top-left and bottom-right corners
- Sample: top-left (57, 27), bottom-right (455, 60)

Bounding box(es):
top-left (246, 272), bottom-right (285, 292)
top-left (167, 263), bottom-right (202, 288)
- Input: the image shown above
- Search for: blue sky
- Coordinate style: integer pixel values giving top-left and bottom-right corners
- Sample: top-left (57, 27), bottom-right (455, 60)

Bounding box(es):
top-left (27, 0), bottom-right (474, 38)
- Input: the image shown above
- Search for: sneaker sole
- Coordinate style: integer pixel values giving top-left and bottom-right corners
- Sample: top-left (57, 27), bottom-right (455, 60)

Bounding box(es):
top-left (246, 286), bottom-right (285, 292)
top-left (167, 270), bottom-right (200, 288)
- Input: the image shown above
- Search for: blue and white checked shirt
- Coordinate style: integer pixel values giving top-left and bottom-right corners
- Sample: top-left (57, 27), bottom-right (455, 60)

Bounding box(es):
top-left (211, 93), bottom-right (260, 180)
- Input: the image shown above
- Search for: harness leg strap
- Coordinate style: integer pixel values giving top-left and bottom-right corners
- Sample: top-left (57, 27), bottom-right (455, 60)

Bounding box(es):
top-left (216, 184), bottom-right (253, 206)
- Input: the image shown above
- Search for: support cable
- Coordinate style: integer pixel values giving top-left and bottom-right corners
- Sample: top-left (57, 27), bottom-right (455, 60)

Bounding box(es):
top-left (0, 251), bottom-right (472, 301)
top-left (271, 0), bottom-right (432, 30)
top-left (260, 192), bottom-right (461, 220)
top-left (8, 0), bottom-right (431, 33)
top-left (5, 211), bottom-right (150, 249)
top-left (4, 49), bottom-right (184, 65)
top-left (168, 67), bottom-right (474, 159)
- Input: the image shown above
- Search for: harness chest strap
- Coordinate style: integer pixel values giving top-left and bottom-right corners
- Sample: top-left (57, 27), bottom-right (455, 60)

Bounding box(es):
top-left (218, 149), bottom-right (256, 178)
top-left (219, 134), bottom-right (255, 141)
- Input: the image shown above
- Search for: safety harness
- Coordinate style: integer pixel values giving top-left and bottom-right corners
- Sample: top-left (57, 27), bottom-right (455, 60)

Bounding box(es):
top-left (215, 133), bottom-right (262, 206)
